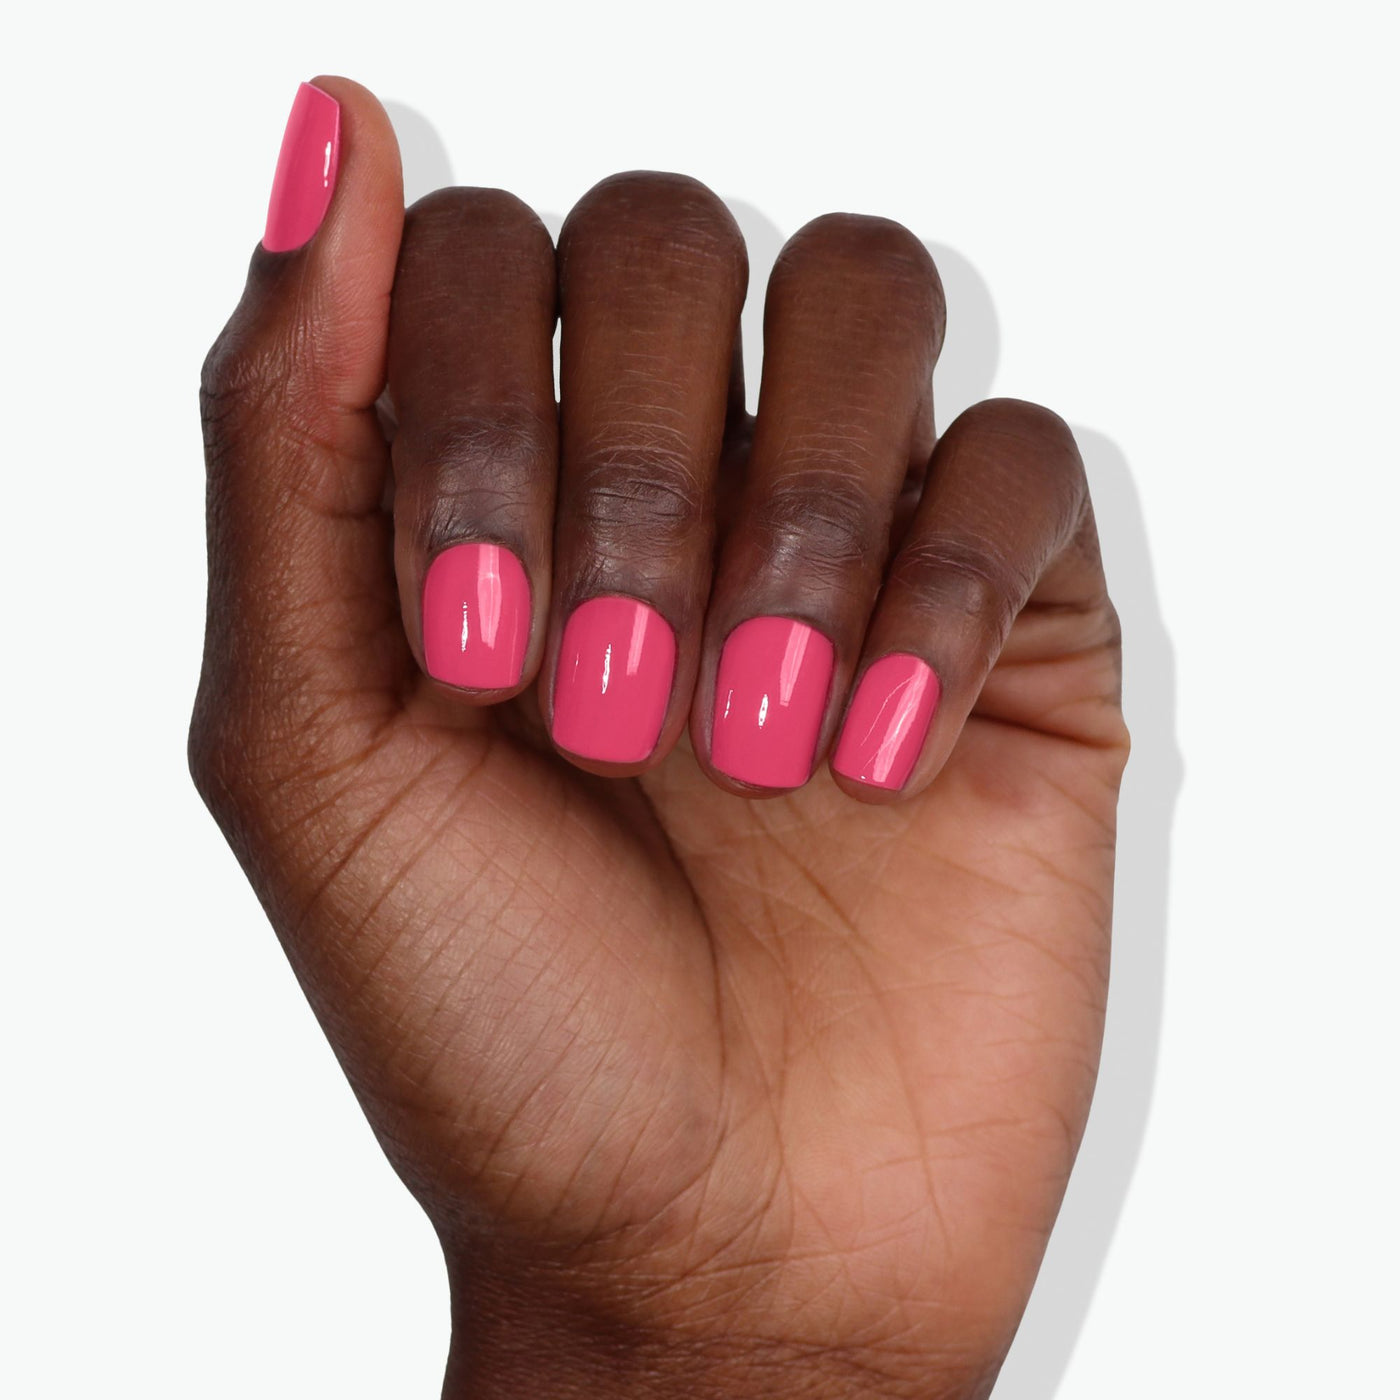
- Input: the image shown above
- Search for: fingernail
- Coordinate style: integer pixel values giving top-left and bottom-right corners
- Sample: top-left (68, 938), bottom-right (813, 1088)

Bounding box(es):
top-left (422, 544), bottom-right (530, 690)
top-left (263, 82), bottom-right (341, 253)
top-left (552, 597), bottom-right (676, 763)
top-left (832, 654), bottom-right (940, 791)
top-left (711, 618), bottom-right (835, 789)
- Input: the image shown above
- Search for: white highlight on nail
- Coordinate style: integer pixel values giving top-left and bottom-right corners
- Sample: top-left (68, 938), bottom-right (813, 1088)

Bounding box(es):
top-left (626, 605), bottom-right (648, 676)
top-left (478, 546), bottom-right (502, 649)
top-left (601, 642), bottom-right (612, 695)
top-left (322, 141), bottom-right (333, 187)
top-left (778, 626), bottom-right (810, 706)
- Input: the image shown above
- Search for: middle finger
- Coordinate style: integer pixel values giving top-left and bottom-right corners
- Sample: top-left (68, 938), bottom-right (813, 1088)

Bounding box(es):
top-left (544, 171), bottom-right (747, 773)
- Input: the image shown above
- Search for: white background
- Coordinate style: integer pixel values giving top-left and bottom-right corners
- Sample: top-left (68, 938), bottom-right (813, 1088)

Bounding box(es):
top-left (4, 1), bottom-right (1396, 1394)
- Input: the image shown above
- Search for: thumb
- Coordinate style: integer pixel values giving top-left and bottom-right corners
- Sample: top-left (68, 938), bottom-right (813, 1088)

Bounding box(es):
top-left (193, 78), bottom-right (405, 816)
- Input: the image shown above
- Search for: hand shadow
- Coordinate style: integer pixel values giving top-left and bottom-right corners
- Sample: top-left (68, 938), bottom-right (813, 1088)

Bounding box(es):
top-left (385, 106), bottom-right (1181, 1399)
top-left (384, 100), bottom-right (455, 203)
top-left (992, 423), bottom-right (1180, 1398)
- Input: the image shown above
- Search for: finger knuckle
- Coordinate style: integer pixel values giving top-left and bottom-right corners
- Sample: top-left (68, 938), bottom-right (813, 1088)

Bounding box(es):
top-left (894, 535), bottom-right (1024, 642)
top-left (397, 409), bottom-right (555, 549)
top-left (570, 439), bottom-right (708, 553)
top-left (953, 398), bottom-right (1079, 464)
top-left (753, 466), bottom-right (885, 588)
top-left (945, 398), bottom-right (1087, 531)
top-left (561, 170), bottom-right (746, 280)
top-left (403, 185), bottom-right (553, 262)
top-left (777, 212), bottom-right (940, 291)
top-left (199, 322), bottom-right (289, 449)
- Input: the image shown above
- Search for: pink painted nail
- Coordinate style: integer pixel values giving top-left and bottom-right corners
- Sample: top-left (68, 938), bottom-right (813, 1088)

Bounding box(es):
top-left (422, 544), bottom-right (530, 690)
top-left (832, 654), bottom-right (940, 791)
top-left (552, 597), bottom-right (676, 763)
top-left (711, 617), bottom-right (835, 789)
top-left (263, 82), bottom-right (340, 253)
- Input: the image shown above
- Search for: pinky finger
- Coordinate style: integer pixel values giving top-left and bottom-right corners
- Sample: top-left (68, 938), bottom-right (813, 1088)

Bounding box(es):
top-left (829, 398), bottom-right (1112, 801)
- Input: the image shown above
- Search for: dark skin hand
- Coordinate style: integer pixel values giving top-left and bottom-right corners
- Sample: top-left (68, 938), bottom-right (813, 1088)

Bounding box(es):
top-left (192, 77), bottom-right (1128, 1398)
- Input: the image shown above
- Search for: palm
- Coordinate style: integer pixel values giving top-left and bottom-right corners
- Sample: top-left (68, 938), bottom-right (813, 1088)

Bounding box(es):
top-left (281, 594), bottom-right (1123, 1366)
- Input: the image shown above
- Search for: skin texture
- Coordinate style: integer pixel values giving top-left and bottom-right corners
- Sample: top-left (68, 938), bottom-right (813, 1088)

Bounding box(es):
top-left (192, 77), bottom-right (1129, 1398)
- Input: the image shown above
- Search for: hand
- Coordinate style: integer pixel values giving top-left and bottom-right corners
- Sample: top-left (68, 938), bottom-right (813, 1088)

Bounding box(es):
top-left (192, 78), bottom-right (1128, 1399)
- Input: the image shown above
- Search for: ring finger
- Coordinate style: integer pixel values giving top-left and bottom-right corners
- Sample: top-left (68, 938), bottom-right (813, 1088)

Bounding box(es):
top-left (694, 213), bottom-right (945, 792)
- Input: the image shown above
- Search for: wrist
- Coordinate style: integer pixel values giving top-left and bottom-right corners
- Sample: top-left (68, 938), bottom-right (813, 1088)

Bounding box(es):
top-left (440, 1257), bottom-right (993, 1400)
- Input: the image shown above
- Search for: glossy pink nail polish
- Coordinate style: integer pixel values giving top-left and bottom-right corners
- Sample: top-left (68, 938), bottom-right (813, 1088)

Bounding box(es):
top-left (263, 83), bottom-right (340, 252)
top-left (552, 597), bottom-right (676, 763)
top-left (422, 544), bottom-right (530, 690)
top-left (711, 617), bottom-right (835, 788)
top-left (832, 654), bottom-right (940, 790)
